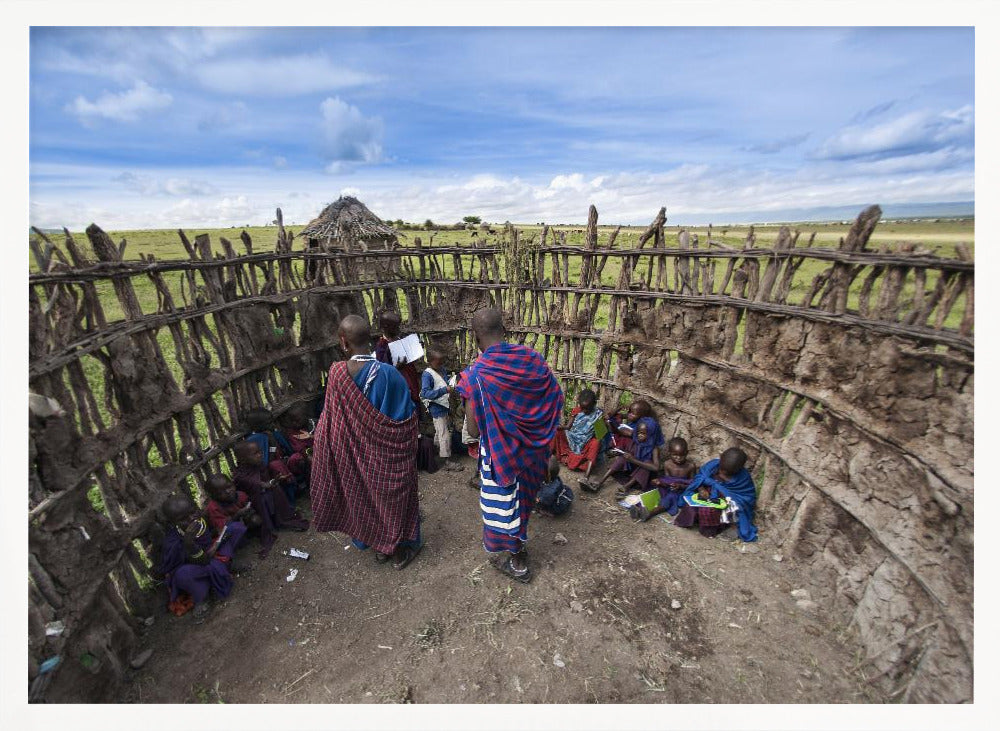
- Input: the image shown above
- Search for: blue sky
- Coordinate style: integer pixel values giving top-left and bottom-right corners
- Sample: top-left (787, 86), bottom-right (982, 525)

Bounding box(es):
top-left (29, 27), bottom-right (974, 229)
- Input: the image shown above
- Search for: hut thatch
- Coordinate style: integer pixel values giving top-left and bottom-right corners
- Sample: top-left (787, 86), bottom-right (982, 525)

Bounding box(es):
top-left (299, 195), bottom-right (398, 252)
top-left (298, 195), bottom-right (400, 288)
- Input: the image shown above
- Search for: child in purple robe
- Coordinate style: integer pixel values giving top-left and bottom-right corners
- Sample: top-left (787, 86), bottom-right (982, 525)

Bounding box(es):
top-left (630, 437), bottom-right (697, 522)
top-left (154, 495), bottom-right (247, 620)
top-left (579, 417), bottom-right (664, 496)
top-left (233, 439), bottom-right (309, 558)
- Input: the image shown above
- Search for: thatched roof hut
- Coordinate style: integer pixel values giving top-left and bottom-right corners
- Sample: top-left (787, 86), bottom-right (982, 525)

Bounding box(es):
top-left (299, 195), bottom-right (397, 253)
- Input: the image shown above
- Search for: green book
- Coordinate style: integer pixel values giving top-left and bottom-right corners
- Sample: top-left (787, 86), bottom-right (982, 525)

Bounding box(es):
top-left (593, 417), bottom-right (609, 441)
top-left (639, 488), bottom-right (661, 511)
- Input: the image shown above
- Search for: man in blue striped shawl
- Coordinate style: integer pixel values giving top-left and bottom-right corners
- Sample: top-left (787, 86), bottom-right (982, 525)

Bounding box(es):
top-left (456, 308), bottom-right (564, 583)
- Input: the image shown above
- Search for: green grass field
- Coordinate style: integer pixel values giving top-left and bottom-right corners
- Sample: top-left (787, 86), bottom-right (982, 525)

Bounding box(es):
top-left (30, 216), bottom-right (973, 515)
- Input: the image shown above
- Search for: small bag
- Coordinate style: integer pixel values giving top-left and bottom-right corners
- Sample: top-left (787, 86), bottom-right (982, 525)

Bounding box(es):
top-left (536, 479), bottom-right (574, 516)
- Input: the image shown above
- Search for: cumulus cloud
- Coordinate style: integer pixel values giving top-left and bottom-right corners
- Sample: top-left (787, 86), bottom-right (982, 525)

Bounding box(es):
top-left (114, 172), bottom-right (217, 197)
top-left (273, 156), bottom-right (288, 169)
top-left (319, 97), bottom-right (384, 168)
top-left (196, 55), bottom-right (379, 96)
top-left (66, 81), bottom-right (172, 123)
top-left (157, 195), bottom-right (260, 227)
top-left (814, 106), bottom-right (973, 161)
top-left (355, 162), bottom-right (973, 226)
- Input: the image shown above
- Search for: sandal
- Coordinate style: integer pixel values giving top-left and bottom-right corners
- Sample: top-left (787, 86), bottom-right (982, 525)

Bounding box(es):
top-left (393, 543), bottom-right (423, 570)
top-left (578, 478), bottom-right (600, 493)
top-left (374, 551), bottom-right (391, 564)
top-left (629, 504), bottom-right (650, 522)
top-left (493, 553), bottom-right (532, 583)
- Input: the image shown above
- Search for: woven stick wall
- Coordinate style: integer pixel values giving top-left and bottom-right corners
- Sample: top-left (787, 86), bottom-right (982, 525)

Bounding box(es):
top-left (28, 204), bottom-right (973, 702)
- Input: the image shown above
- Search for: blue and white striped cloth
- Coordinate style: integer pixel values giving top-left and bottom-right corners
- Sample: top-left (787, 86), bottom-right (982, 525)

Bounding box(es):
top-left (478, 444), bottom-right (521, 536)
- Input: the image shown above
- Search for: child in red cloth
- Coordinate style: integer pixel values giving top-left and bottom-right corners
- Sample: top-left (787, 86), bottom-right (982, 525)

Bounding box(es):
top-left (276, 403), bottom-right (314, 484)
top-left (204, 474), bottom-right (258, 533)
top-left (552, 389), bottom-right (605, 479)
top-left (233, 439), bottom-right (309, 558)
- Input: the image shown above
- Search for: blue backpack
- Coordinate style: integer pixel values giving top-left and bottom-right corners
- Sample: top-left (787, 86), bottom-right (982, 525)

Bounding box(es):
top-left (537, 478), bottom-right (574, 516)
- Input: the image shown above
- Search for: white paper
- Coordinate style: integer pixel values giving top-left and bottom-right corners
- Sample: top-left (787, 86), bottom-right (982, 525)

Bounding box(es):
top-left (387, 333), bottom-right (425, 365)
top-left (448, 373), bottom-right (458, 388)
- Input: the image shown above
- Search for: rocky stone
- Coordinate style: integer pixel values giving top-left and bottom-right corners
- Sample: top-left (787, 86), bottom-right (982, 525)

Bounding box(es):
top-left (796, 599), bottom-right (819, 612)
top-left (790, 589), bottom-right (811, 600)
top-left (671, 599), bottom-right (682, 610)
top-left (569, 600), bottom-right (584, 613)
top-left (553, 533), bottom-right (568, 545)
top-left (129, 648), bottom-right (153, 670)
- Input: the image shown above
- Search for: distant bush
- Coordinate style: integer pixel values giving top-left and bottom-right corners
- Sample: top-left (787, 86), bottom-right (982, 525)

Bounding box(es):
top-left (463, 215), bottom-right (482, 225)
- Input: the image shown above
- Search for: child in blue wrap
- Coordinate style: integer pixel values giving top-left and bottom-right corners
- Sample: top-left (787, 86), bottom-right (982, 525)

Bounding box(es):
top-left (673, 447), bottom-right (758, 541)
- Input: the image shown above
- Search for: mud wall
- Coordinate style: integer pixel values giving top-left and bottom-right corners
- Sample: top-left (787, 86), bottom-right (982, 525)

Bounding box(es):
top-left (28, 205), bottom-right (972, 702)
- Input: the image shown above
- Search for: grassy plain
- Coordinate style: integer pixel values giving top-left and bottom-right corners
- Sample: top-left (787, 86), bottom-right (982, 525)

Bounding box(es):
top-left (29, 216), bottom-right (973, 512)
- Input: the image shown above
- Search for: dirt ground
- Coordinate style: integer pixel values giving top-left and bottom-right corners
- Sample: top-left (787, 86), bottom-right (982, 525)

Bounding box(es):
top-left (121, 455), bottom-right (885, 705)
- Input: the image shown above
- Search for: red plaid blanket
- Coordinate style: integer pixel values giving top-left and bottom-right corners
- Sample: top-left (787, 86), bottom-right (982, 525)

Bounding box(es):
top-left (310, 361), bottom-right (420, 554)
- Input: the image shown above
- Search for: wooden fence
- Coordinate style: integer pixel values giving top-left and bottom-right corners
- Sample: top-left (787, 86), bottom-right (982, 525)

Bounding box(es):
top-left (28, 204), bottom-right (973, 702)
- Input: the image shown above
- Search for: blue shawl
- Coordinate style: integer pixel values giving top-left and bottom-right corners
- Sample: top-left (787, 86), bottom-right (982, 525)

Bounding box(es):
top-left (567, 407), bottom-right (604, 453)
top-left (632, 416), bottom-right (665, 463)
top-left (684, 459), bottom-right (758, 542)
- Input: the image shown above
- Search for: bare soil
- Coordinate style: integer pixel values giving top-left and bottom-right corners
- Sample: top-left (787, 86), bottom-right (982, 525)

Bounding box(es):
top-left (121, 457), bottom-right (885, 704)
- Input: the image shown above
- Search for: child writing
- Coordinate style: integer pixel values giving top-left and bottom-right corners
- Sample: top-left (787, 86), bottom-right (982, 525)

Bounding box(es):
top-left (275, 403), bottom-right (315, 485)
top-left (420, 347), bottom-right (462, 471)
top-left (535, 455), bottom-right (574, 516)
top-left (245, 407), bottom-right (300, 505)
top-left (673, 447), bottom-right (758, 541)
top-left (606, 399), bottom-right (653, 452)
top-left (232, 439), bottom-right (309, 558)
top-left (630, 437), bottom-right (697, 522)
top-left (552, 389), bottom-right (605, 479)
top-left (579, 416), bottom-right (664, 495)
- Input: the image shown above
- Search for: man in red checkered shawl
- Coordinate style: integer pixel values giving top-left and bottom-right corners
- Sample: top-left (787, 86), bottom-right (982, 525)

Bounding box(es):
top-left (310, 315), bottom-right (423, 570)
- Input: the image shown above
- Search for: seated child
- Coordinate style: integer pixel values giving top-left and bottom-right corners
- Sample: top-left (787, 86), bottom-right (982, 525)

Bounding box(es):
top-left (275, 403), bottom-right (315, 485)
top-left (630, 437), bottom-right (697, 522)
top-left (245, 407), bottom-right (301, 505)
top-left (673, 447), bottom-right (759, 541)
top-left (204, 473), bottom-right (259, 534)
top-left (579, 416), bottom-right (664, 495)
top-left (552, 389), bottom-right (605, 478)
top-left (420, 347), bottom-right (462, 471)
top-left (606, 399), bottom-right (653, 452)
top-left (232, 439), bottom-right (309, 558)
top-left (535, 455), bottom-right (574, 516)
top-left (154, 494), bottom-right (247, 619)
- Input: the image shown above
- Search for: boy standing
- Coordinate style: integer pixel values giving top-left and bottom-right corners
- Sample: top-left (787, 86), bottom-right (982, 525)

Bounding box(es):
top-left (420, 347), bottom-right (462, 471)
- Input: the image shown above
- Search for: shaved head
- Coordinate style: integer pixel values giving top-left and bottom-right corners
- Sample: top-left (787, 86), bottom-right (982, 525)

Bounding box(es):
top-left (163, 495), bottom-right (195, 523)
top-left (339, 314), bottom-right (373, 349)
top-left (471, 308), bottom-right (505, 341)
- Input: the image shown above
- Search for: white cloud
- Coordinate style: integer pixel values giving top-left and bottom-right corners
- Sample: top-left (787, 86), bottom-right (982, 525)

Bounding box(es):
top-left (196, 55), bottom-right (379, 96)
top-left (29, 157), bottom-right (974, 232)
top-left (197, 101), bottom-right (249, 132)
top-left (115, 172), bottom-right (217, 197)
top-left (273, 156), bottom-right (288, 169)
top-left (67, 81), bottom-right (172, 123)
top-left (157, 196), bottom-right (261, 227)
top-left (815, 106), bottom-right (973, 160)
top-left (320, 97), bottom-right (384, 167)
